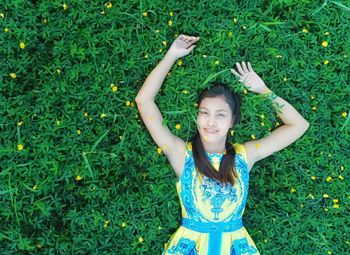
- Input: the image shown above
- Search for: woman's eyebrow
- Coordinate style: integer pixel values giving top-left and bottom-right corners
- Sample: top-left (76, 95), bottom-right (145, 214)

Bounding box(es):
top-left (199, 107), bottom-right (227, 112)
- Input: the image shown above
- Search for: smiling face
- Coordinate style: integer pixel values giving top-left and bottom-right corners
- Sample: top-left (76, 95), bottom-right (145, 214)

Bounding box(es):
top-left (196, 96), bottom-right (234, 144)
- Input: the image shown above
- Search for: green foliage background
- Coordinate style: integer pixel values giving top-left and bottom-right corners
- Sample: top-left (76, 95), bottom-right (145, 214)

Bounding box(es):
top-left (0, 0), bottom-right (349, 254)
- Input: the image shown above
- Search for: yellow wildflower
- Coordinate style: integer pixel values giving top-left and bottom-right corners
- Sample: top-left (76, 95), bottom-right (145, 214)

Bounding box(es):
top-left (100, 113), bottom-right (106, 118)
top-left (291, 188), bottom-right (296, 193)
top-left (228, 31), bottom-right (233, 37)
top-left (76, 129), bottom-right (81, 135)
top-left (300, 204), bottom-right (304, 207)
top-left (101, 10), bottom-right (105, 15)
top-left (283, 77), bottom-right (287, 81)
top-left (342, 112), bottom-right (347, 117)
top-left (230, 130), bottom-right (234, 136)
top-left (251, 134), bottom-right (256, 139)
top-left (17, 144), bottom-right (24, 151)
top-left (18, 121), bottom-right (23, 126)
top-left (324, 32), bottom-right (329, 36)
top-left (333, 204), bottom-right (339, 209)
top-left (20, 42), bottom-right (25, 49)
top-left (10, 73), bottom-right (16, 79)
top-left (324, 208), bottom-right (329, 212)
top-left (84, 112), bottom-right (88, 117)
top-left (106, 2), bottom-right (112, 9)
top-left (214, 60), bottom-right (220, 65)
top-left (311, 176), bottom-right (316, 180)
top-left (275, 55), bottom-right (282, 58)
top-left (0, 13), bottom-right (4, 19)
top-left (312, 106), bottom-right (317, 111)
top-left (302, 28), bottom-right (308, 33)
top-left (275, 122), bottom-right (280, 127)
top-left (104, 220), bottom-right (110, 227)
top-left (175, 124), bottom-right (181, 129)
top-left (323, 194), bottom-right (329, 198)
top-left (56, 69), bottom-right (61, 74)
top-left (260, 114), bottom-right (265, 119)
top-left (324, 60), bottom-right (329, 65)
top-left (169, 11), bottom-right (173, 16)
top-left (56, 120), bottom-right (61, 125)
top-left (143, 12), bottom-right (148, 17)
top-left (157, 147), bottom-right (162, 154)
top-left (4, 27), bottom-right (9, 32)
top-left (340, 166), bottom-right (344, 171)
top-left (261, 122), bottom-right (264, 126)
top-left (33, 184), bottom-right (38, 190)
top-left (144, 54), bottom-right (148, 58)
top-left (177, 60), bottom-right (183, 66)
top-left (310, 95), bottom-right (315, 99)
top-left (121, 222), bottom-right (127, 228)
top-left (233, 17), bottom-right (237, 23)
top-left (242, 26), bottom-right (246, 30)
top-left (63, 3), bottom-right (68, 11)
top-left (264, 239), bottom-right (268, 243)
top-left (126, 101), bottom-right (131, 106)
top-left (168, 20), bottom-right (173, 26)
top-left (43, 18), bottom-right (47, 24)
top-left (243, 89), bottom-right (247, 94)
top-left (111, 85), bottom-right (118, 93)
top-left (131, 102), bottom-right (135, 107)
top-left (327, 251), bottom-right (332, 255)
top-left (202, 54), bottom-right (207, 58)
top-left (164, 243), bottom-right (168, 249)
top-left (326, 176), bottom-right (332, 182)
top-left (332, 199), bottom-right (339, 203)
top-left (322, 41), bottom-right (328, 47)
top-left (162, 41), bottom-right (167, 46)
top-left (138, 237), bottom-right (144, 243)
top-left (76, 175), bottom-right (82, 181)
top-left (182, 89), bottom-right (188, 94)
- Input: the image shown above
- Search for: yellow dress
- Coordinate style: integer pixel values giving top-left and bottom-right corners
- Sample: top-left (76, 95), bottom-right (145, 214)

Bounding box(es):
top-left (161, 142), bottom-right (260, 255)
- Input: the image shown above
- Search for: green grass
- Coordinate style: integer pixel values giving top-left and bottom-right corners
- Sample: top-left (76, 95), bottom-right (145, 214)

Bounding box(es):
top-left (0, 0), bottom-right (349, 254)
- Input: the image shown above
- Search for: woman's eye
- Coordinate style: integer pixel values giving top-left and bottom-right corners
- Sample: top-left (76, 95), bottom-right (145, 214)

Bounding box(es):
top-left (200, 111), bottom-right (207, 115)
top-left (219, 114), bottom-right (225, 117)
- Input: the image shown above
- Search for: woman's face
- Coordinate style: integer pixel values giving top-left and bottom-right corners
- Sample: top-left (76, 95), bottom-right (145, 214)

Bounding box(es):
top-left (196, 96), bottom-right (234, 142)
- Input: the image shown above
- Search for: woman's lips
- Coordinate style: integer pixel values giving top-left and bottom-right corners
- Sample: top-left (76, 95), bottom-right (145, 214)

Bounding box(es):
top-left (204, 128), bottom-right (218, 134)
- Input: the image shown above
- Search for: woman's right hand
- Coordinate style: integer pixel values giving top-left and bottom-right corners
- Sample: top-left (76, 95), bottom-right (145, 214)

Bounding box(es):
top-left (167, 34), bottom-right (200, 59)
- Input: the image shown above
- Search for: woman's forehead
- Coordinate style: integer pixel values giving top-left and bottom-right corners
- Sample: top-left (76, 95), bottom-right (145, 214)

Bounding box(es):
top-left (199, 97), bottom-right (230, 110)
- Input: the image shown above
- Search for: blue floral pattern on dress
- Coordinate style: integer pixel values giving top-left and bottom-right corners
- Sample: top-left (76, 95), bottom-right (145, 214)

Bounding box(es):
top-left (168, 237), bottom-right (198, 255)
top-left (230, 237), bottom-right (258, 255)
top-left (200, 176), bottom-right (238, 220)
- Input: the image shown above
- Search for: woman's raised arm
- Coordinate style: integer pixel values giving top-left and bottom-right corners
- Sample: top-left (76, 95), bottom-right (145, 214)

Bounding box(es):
top-left (135, 35), bottom-right (199, 178)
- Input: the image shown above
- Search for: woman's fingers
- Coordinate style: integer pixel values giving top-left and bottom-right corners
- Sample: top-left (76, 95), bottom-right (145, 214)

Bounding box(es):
top-left (242, 62), bottom-right (249, 73)
top-left (230, 68), bottom-right (241, 79)
top-left (247, 62), bottom-right (253, 72)
top-left (235, 62), bottom-right (245, 76)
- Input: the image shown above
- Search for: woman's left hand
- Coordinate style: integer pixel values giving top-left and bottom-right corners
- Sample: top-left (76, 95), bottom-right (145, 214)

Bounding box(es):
top-left (231, 62), bottom-right (270, 94)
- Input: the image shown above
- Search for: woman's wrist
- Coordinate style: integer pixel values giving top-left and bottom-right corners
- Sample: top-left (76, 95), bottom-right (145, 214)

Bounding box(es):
top-left (164, 50), bottom-right (179, 63)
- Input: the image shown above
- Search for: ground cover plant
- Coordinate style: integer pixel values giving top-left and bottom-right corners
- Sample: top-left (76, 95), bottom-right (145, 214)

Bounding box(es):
top-left (0, 0), bottom-right (349, 254)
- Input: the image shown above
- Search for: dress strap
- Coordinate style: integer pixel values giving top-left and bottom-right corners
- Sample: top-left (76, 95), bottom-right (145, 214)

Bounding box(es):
top-left (232, 143), bottom-right (248, 162)
top-left (185, 141), bottom-right (193, 158)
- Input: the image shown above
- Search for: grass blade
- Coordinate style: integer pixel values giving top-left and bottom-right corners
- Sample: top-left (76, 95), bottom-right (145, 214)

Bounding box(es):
top-left (82, 152), bottom-right (94, 179)
top-left (311, 0), bottom-right (328, 15)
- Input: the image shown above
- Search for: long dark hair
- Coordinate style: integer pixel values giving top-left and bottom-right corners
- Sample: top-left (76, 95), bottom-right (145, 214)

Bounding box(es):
top-left (190, 82), bottom-right (241, 185)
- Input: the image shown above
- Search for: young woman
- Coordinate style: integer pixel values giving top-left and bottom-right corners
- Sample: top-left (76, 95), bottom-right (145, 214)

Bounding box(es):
top-left (135, 34), bottom-right (309, 255)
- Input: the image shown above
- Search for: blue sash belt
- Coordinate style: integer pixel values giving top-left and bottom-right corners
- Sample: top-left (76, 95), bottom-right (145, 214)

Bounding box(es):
top-left (181, 218), bottom-right (243, 255)
top-left (181, 217), bottom-right (243, 233)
